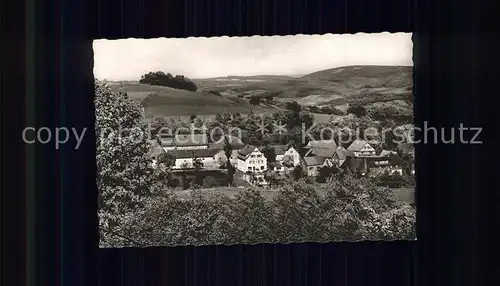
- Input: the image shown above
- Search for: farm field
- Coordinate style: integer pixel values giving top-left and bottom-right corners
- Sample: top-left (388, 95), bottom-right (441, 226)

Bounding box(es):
top-left (109, 82), bottom-right (277, 118)
top-left (108, 65), bottom-right (413, 119)
top-left (195, 65), bottom-right (412, 105)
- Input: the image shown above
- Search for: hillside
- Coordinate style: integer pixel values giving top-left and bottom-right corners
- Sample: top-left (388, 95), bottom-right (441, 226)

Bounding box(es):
top-left (195, 65), bottom-right (412, 110)
top-left (109, 65), bottom-right (413, 119)
top-left (108, 82), bottom-right (277, 118)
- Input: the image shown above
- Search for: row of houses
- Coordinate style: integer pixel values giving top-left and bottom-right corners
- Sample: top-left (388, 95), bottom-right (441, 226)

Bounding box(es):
top-left (300, 139), bottom-right (412, 177)
top-left (149, 133), bottom-right (414, 184)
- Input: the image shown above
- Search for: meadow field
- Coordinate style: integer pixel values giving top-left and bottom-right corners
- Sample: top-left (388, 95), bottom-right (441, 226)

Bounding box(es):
top-left (108, 65), bottom-right (413, 121)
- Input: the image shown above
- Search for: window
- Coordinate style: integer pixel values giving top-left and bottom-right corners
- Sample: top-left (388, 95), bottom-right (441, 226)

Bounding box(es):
top-left (260, 166), bottom-right (265, 170)
top-left (251, 155), bottom-right (256, 158)
top-left (256, 155), bottom-right (261, 158)
top-left (248, 167), bottom-right (252, 171)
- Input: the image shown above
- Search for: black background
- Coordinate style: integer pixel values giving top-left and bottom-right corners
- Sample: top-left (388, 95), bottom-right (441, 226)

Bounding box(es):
top-left (1, 0), bottom-right (491, 285)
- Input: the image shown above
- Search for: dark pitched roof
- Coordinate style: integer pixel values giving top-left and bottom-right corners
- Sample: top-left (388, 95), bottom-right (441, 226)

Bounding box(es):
top-left (237, 145), bottom-right (258, 160)
top-left (168, 148), bottom-right (220, 159)
top-left (297, 147), bottom-right (311, 157)
top-left (159, 134), bottom-right (208, 147)
top-left (303, 156), bottom-right (325, 166)
top-left (347, 140), bottom-right (369, 151)
top-left (333, 148), bottom-right (354, 160)
top-left (269, 145), bottom-right (289, 155)
top-left (306, 140), bottom-right (337, 149)
top-left (306, 147), bottom-right (336, 158)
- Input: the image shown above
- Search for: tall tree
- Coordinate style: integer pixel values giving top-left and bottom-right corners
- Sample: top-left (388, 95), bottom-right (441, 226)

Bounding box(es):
top-left (261, 145), bottom-right (277, 165)
top-left (223, 136), bottom-right (235, 186)
top-left (95, 80), bottom-right (160, 241)
top-left (291, 166), bottom-right (305, 181)
top-left (192, 157), bottom-right (204, 186)
top-left (180, 162), bottom-right (190, 189)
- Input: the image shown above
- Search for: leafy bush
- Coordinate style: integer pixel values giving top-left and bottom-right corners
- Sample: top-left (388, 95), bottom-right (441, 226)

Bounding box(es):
top-left (316, 166), bottom-right (339, 183)
top-left (249, 96), bottom-right (261, 106)
top-left (285, 101), bottom-right (302, 113)
top-left (320, 106), bottom-right (346, 115)
top-left (202, 176), bottom-right (222, 188)
top-left (308, 106), bottom-right (322, 113)
top-left (375, 172), bottom-right (407, 188)
top-left (108, 174), bottom-right (415, 246)
top-left (139, 71), bottom-right (197, 92)
top-left (261, 145), bottom-right (277, 164)
top-left (291, 166), bottom-right (305, 181)
top-left (346, 103), bottom-right (367, 117)
top-left (208, 90), bottom-right (222, 96)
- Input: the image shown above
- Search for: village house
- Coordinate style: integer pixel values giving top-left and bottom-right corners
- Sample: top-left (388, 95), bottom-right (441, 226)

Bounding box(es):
top-left (367, 150), bottom-right (404, 175)
top-left (303, 140), bottom-right (338, 164)
top-left (347, 140), bottom-right (377, 157)
top-left (269, 144), bottom-right (301, 172)
top-left (158, 133), bottom-right (209, 151)
top-left (273, 145), bottom-right (301, 165)
top-left (331, 147), bottom-right (355, 167)
top-left (168, 149), bottom-right (221, 170)
top-left (236, 145), bottom-right (268, 173)
top-left (210, 135), bottom-right (245, 167)
top-left (304, 146), bottom-right (337, 158)
top-left (301, 156), bottom-right (333, 177)
top-left (214, 149), bottom-right (240, 167)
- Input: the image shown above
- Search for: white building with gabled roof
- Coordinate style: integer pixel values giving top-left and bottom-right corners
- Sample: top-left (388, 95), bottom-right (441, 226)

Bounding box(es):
top-left (347, 140), bottom-right (376, 157)
top-left (236, 145), bottom-right (267, 173)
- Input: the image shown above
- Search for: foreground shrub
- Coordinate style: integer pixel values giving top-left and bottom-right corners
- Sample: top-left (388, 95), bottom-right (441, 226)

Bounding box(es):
top-left (103, 174), bottom-right (415, 246)
top-left (375, 172), bottom-right (408, 188)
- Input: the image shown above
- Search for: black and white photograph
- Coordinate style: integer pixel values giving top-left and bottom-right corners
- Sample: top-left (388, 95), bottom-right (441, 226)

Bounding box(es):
top-left (94, 33), bottom-right (416, 247)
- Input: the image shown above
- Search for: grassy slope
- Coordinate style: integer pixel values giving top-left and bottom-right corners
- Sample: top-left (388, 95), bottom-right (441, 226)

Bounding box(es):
top-left (195, 65), bottom-right (412, 107)
top-left (109, 82), bottom-right (277, 118)
top-left (110, 65), bottom-right (413, 118)
top-left (299, 65), bottom-right (413, 107)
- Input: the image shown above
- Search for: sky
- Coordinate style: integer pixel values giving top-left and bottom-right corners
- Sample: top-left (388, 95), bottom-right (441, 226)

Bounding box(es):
top-left (93, 32), bottom-right (412, 80)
